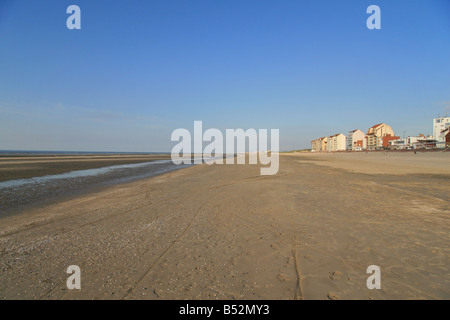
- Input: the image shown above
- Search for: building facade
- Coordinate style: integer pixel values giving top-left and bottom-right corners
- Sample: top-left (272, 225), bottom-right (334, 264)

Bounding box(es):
top-left (311, 134), bottom-right (346, 152)
top-left (311, 138), bottom-right (321, 152)
top-left (388, 134), bottom-right (436, 149)
top-left (329, 133), bottom-right (347, 151)
top-left (311, 136), bottom-right (329, 152)
top-left (311, 116), bottom-right (448, 152)
top-left (347, 129), bottom-right (366, 151)
top-left (366, 123), bottom-right (397, 150)
top-left (433, 116), bottom-right (450, 148)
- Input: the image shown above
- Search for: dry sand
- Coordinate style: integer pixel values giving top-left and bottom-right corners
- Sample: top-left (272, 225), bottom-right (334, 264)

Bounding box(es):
top-left (0, 152), bottom-right (449, 299)
top-left (288, 151), bottom-right (450, 175)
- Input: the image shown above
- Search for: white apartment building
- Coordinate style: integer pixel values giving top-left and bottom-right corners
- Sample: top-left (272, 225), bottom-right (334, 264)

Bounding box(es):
top-left (329, 133), bottom-right (347, 151)
top-left (347, 129), bottom-right (366, 151)
top-left (327, 136), bottom-right (333, 152)
top-left (433, 115), bottom-right (450, 148)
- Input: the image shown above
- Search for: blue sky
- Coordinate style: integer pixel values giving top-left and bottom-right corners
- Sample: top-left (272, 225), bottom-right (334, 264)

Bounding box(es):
top-left (0, 0), bottom-right (449, 151)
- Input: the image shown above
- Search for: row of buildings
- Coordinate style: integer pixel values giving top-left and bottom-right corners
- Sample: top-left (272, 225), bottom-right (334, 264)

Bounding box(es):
top-left (311, 116), bottom-right (450, 152)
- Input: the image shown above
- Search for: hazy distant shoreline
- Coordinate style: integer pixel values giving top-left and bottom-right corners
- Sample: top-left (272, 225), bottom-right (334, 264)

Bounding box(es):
top-left (0, 150), bottom-right (171, 156)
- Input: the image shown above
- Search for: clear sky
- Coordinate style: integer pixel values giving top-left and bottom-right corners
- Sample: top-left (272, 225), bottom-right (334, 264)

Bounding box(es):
top-left (0, 0), bottom-right (449, 152)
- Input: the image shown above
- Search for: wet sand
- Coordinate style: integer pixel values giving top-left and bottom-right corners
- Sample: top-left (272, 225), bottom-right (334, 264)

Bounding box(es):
top-left (0, 152), bottom-right (449, 299)
top-left (0, 154), bottom-right (171, 182)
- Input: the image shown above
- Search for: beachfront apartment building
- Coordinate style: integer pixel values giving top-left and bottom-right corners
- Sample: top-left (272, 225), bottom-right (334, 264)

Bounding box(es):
top-left (311, 136), bottom-right (329, 152)
top-left (433, 115), bottom-right (450, 148)
top-left (320, 136), bottom-right (328, 151)
top-left (329, 133), bottom-right (347, 151)
top-left (328, 136), bottom-right (334, 152)
top-left (312, 116), bottom-right (448, 152)
top-left (311, 133), bottom-right (347, 152)
top-left (311, 134), bottom-right (346, 152)
top-left (366, 123), bottom-right (398, 150)
top-left (347, 129), bottom-right (366, 151)
top-left (311, 138), bottom-right (321, 152)
top-left (311, 136), bottom-right (327, 152)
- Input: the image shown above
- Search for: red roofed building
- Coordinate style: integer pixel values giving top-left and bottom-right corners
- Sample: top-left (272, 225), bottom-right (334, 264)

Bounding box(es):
top-left (382, 134), bottom-right (400, 148)
top-left (366, 123), bottom-right (396, 150)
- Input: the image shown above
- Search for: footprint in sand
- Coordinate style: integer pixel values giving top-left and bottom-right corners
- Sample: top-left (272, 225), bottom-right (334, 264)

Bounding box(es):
top-left (327, 292), bottom-right (339, 300)
top-left (277, 273), bottom-right (289, 282)
top-left (329, 271), bottom-right (344, 280)
top-left (303, 255), bottom-right (315, 262)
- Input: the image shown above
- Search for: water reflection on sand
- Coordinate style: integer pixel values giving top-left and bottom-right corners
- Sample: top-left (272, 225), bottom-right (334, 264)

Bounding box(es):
top-left (0, 160), bottom-right (189, 214)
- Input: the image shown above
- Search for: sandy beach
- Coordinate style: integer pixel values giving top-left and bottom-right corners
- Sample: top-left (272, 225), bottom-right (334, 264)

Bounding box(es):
top-left (0, 152), bottom-right (449, 300)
